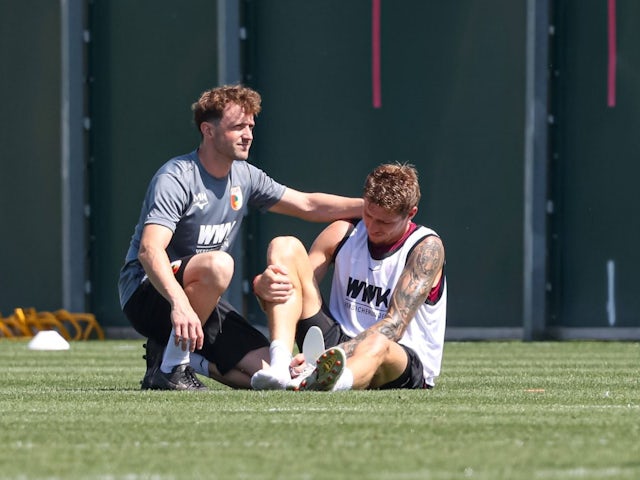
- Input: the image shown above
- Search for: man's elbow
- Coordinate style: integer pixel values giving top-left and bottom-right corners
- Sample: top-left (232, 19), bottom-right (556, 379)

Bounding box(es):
top-left (137, 243), bottom-right (156, 265)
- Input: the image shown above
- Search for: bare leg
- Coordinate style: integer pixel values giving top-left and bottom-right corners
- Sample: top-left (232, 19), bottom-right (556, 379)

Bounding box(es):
top-left (182, 252), bottom-right (274, 387)
top-left (342, 333), bottom-right (409, 389)
top-left (159, 251), bottom-right (233, 375)
top-left (263, 236), bottom-right (322, 352)
top-left (208, 346), bottom-right (271, 389)
top-left (182, 251), bottom-right (234, 324)
top-left (250, 237), bottom-right (324, 389)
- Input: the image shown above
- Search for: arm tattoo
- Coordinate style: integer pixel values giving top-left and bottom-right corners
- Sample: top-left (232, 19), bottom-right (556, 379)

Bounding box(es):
top-left (386, 236), bottom-right (444, 338)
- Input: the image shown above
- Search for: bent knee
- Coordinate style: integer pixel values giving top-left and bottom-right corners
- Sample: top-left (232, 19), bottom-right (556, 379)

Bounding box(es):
top-left (267, 236), bottom-right (305, 262)
top-left (202, 250), bottom-right (234, 272)
top-left (360, 332), bottom-right (393, 357)
top-left (188, 251), bottom-right (235, 284)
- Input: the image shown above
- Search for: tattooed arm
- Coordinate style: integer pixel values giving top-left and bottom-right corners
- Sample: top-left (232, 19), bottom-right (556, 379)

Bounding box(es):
top-left (341, 235), bottom-right (445, 357)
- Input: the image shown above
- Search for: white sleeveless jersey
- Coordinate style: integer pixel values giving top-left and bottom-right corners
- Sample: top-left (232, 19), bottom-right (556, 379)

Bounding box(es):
top-left (329, 220), bottom-right (447, 386)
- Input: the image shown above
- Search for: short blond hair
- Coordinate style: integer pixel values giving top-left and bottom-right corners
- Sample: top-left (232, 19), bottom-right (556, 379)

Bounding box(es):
top-left (363, 163), bottom-right (421, 216)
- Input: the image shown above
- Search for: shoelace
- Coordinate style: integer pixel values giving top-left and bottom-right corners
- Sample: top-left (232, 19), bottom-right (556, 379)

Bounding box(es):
top-left (289, 362), bottom-right (316, 389)
top-left (184, 366), bottom-right (205, 388)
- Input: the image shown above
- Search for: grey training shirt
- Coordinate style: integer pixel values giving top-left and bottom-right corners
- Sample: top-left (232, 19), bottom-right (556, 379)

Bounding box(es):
top-left (118, 149), bottom-right (286, 308)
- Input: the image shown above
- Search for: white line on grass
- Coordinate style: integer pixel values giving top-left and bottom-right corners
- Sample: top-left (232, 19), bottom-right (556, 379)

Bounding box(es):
top-left (536, 466), bottom-right (638, 478)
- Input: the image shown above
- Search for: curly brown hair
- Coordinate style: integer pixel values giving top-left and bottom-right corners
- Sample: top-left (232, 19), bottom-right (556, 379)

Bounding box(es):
top-left (191, 84), bottom-right (262, 132)
top-left (363, 163), bottom-right (421, 216)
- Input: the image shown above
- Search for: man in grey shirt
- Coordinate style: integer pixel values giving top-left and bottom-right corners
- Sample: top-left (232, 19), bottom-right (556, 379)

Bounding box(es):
top-left (118, 85), bottom-right (362, 390)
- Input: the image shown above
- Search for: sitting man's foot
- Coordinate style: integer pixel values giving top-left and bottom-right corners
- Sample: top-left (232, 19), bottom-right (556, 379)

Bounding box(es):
top-left (251, 365), bottom-right (292, 390)
top-left (293, 347), bottom-right (346, 391)
top-left (140, 338), bottom-right (165, 390)
top-left (148, 364), bottom-right (208, 391)
top-left (288, 361), bottom-right (316, 390)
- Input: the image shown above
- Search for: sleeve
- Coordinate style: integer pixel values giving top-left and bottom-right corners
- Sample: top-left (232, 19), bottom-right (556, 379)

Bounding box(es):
top-left (143, 172), bottom-right (189, 232)
top-left (246, 164), bottom-right (287, 212)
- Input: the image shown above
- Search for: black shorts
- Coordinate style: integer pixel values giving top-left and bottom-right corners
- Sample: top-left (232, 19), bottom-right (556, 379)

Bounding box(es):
top-left (122, 255), bottom-right (269, 375)
top-left (295, 306), bottom-right (430, 390)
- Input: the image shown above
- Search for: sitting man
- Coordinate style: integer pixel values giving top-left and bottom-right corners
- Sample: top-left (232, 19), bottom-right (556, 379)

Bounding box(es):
top-left (251, 163), bottom-right (447, 391)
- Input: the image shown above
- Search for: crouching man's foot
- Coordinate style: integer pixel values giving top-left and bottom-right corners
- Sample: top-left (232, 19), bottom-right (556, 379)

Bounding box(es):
top-left (140, 338), bottom-right (164, 390)
top-left (292, 347), bottom-right (346, 391)
top-left (147, 364), bottom-right (208, 391)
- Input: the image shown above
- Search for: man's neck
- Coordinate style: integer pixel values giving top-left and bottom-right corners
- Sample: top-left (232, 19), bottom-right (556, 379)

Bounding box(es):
top-left (368, 222), bottom-right (418, 259)
top-left (197, 144), bottom-right (233, 179)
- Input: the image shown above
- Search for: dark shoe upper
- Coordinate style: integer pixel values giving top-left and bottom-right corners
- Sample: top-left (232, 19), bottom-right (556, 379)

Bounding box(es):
top-left (140, 338), bottom-right (165, 390)
top-left (148, 363), bottom-right (208, 391)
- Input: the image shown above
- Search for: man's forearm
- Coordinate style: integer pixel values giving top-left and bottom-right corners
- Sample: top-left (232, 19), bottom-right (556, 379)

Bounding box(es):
top-left (138, 246), bottom-right (188, 310)
top-left (305, 193), bottom-right (363, 222)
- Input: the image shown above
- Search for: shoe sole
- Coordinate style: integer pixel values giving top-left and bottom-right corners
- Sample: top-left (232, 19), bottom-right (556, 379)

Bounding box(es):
top-left (297, 347), bottom-right (346, 391)
top-left (147, 382), bottom-right (207, 391)
top-left (302, 326), bottom-right (325, 364)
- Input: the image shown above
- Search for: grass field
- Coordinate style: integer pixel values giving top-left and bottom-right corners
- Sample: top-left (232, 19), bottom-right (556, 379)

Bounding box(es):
top-left (0, 339), bottom-right (638, 480)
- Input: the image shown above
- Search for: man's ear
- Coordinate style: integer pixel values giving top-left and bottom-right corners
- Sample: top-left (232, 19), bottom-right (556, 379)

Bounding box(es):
top-left (407, 206), bottom-right (418, 220)
top-left (200, 122), bottom-right (214, 138)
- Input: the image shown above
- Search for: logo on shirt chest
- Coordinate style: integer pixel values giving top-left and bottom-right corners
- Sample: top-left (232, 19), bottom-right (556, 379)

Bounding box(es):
top-left (345, 276), bottom-right (391, 308)
top-left (197, 221), bottom-right (236, 250)
top-left (230, 186), bottom-right (242, 211)
top-left (192, 192), bottom-right (209, 210)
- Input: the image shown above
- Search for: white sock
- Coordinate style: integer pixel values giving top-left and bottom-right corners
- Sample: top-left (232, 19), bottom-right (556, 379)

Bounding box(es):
top-left (189, 353), bottom-right (210, 377)
top-left (160, 328), bottom-right (190, 373)
top-left (269, 340), bottom-right (292, 373)
top-left (333, 367), bottom-right (354, 391)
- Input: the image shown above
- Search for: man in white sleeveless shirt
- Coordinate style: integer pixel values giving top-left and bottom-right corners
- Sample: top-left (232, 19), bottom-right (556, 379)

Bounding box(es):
top-left (252, 163), bottom-right (447, 390)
